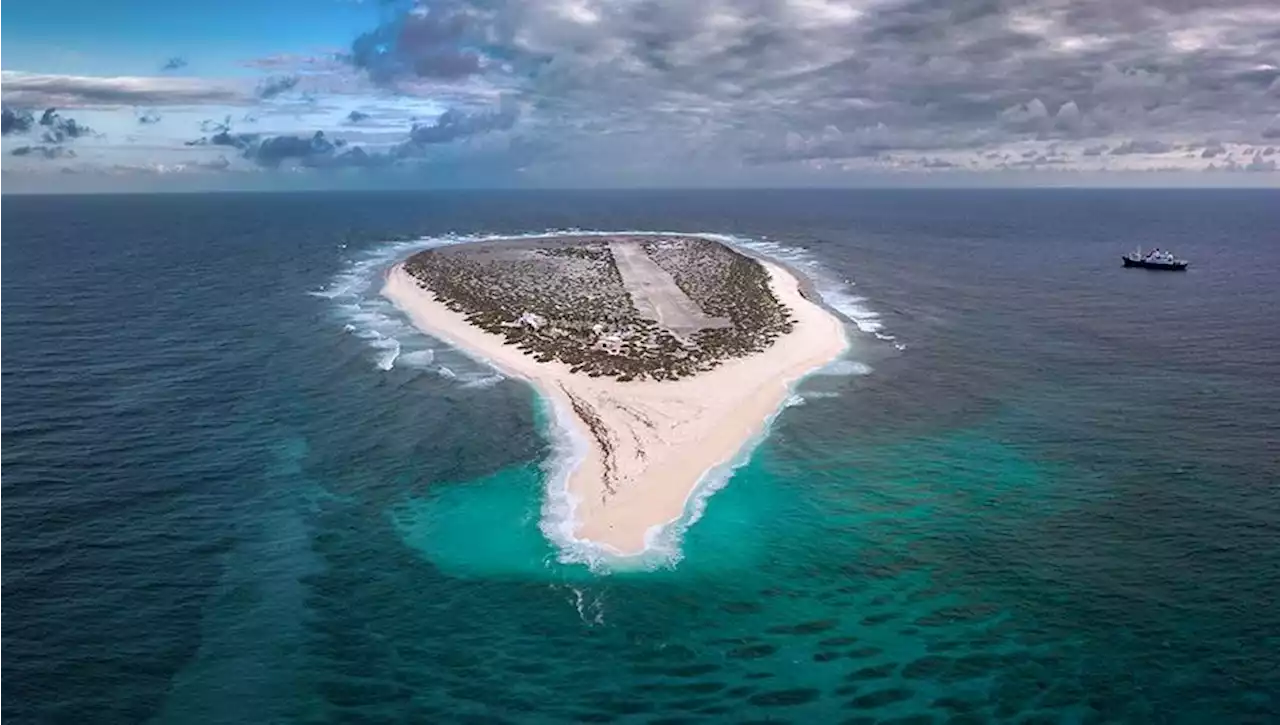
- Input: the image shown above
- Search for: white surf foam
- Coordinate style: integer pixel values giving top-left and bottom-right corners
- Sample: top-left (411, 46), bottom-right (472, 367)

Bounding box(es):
top-left (566, 585), bottom-right (606, 626)
top-left (535, 393), bottom-right (604, 570)
top-left (396, 350), bottom-right (435, 369)
top-left (316, 229), bottom-right (892, 571)
top-left (701, 233), bottom-right (901, 349)
top-left (815, 359), bottom-right (873, 376)
top-left (315, 234), bottom-right (472, 373)
top-left (461, 373), bottom-right (506, 389)
top-left (782, 390), bottom-right (846, 407)
top-left (371, 336), bottom-right (401, 371)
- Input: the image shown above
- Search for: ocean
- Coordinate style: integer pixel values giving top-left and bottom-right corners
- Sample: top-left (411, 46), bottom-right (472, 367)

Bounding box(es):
top-left (3, 189), bottom-right (1278, 724)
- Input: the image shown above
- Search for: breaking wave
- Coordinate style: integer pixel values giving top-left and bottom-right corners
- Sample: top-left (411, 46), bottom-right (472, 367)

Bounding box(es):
top-left (703, 233), bottom-right (904, 350)
top-left (310, 234), bottom-right (507, 382)
top-left (815, 359), bottom-right (873, 376)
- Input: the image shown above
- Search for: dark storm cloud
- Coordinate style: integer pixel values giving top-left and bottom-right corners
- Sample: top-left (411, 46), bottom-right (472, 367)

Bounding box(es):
top-left (256, 75), bottom-right (300, 99)
top-left (161, 56), bottom-right (188, 71)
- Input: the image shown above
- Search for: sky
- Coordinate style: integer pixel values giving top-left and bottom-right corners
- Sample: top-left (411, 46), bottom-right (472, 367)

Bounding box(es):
top-left (3, 0), bottom-right (1280, 191)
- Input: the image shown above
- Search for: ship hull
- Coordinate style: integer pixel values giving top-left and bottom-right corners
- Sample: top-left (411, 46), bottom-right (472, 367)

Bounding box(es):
top-left (1122, 257), bottom-right (1188, 271)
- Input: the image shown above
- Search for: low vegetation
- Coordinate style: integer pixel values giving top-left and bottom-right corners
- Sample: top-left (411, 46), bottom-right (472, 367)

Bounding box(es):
top-left (403, 235), bottom-right (794, 382)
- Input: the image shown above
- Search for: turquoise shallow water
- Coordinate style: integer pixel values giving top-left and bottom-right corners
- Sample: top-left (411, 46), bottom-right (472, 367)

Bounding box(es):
top-left (347, 400), bottom-right (1118, 723)
top-left (4, 190), bottom-right (1278, 723)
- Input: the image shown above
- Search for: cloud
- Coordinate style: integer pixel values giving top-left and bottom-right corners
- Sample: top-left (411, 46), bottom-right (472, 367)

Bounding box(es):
top-left (2, 108), bottom-right (35, 135)
top-left (302, 144), bottom-right (399, 169)
top-left (1109, 139), bottom-right (1173, 155)
top-left (249, 131), bottom-right (338, 166)
top-left (920, 158), bottom-right (957, 169)
top-left (256, 75), bottom-right (300, 99)
top-left (345, 0), bottom-right (509, 83)
top-left (406, 100), bottom-right (519, 144)
top-left (209, 131), bottom-right (258, 150)
top-left (1054, 101), bottom-right (1084, 133)
top-left (183, 98), bottom-right (526, 172)
top-left (185, 120), bottom-right (259, 150)
top-left (4, 106), bottom-right (93, 144)
top-left (373, 0), bottom-right (1277, 175)
top-left (37, 108), bottom-right (93, 143)
top-left (12, 0), bottom-right (1280, 181)
top-left (243, 54), bottom-right (343, 72)
top-left (138, 110), bottom-right (162, 125)
top-left (1, 71), bottom-right (247, 107)
top-left (11, 145), bottom-right (77, 159)
top-left (200, 116), bottom-right (232, 133)
top-left (182, 93), bottom-right (524, 172)
top-left (183, 121), bottom-right (400, 170)
top-left (1000, 99), bottom-right (1050, 132)
top-left (1245, 152), bottom-right (1277, 172)
top-left (161, 57), bottom-right (188, 72)
top-left (198, 155), bottom-right (232, 171)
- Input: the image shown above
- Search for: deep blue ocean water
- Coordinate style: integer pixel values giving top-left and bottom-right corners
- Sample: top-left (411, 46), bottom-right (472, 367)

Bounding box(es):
top-left (3, 189), bottom-right (1278, 724)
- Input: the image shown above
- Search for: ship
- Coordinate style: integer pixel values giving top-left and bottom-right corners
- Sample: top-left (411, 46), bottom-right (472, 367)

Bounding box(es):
top-left (1122, 247), bottom-right (1188, 271)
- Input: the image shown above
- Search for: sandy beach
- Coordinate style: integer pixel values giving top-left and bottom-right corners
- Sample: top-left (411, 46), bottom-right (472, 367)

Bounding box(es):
top-left (383, 249), bottom-right (847, 555)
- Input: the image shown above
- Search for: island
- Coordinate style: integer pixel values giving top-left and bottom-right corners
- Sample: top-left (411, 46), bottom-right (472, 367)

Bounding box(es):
top-left (383, 233), bottom-right (848, 556)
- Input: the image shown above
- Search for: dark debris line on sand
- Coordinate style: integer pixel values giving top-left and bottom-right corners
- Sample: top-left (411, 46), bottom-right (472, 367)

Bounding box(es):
top-left (402, 235), bottom-right (795, 383)
top-left (559, 384), bottom-right (616, 498)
